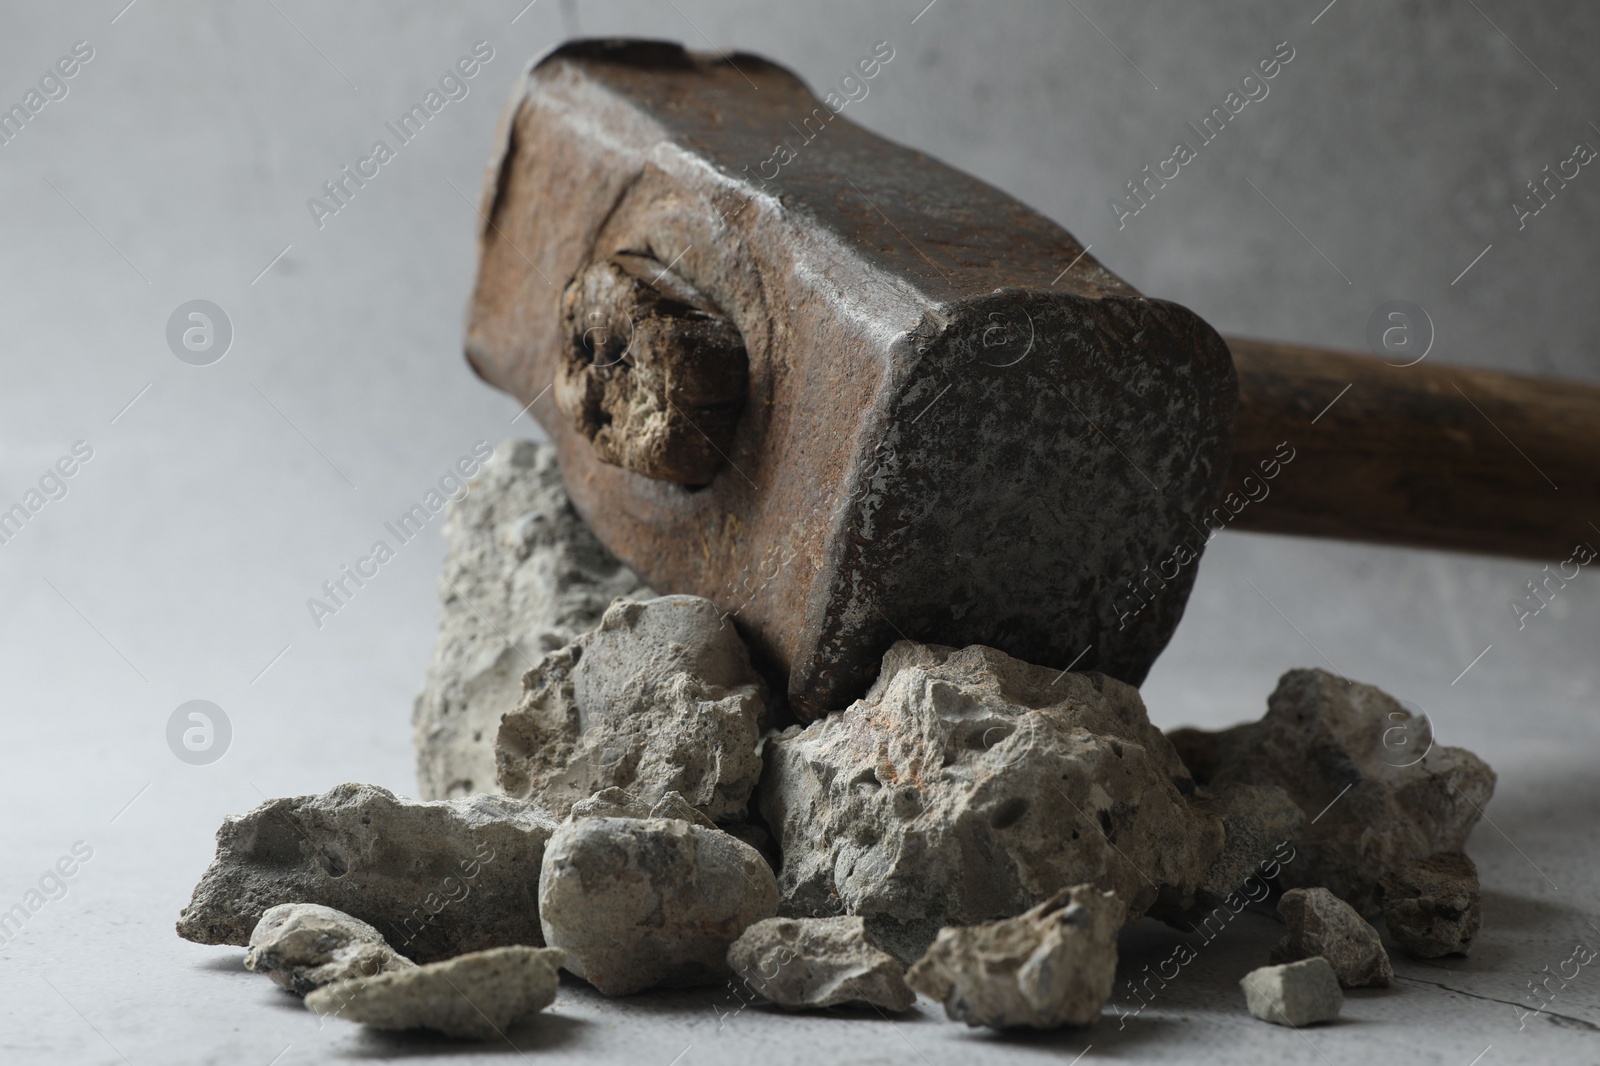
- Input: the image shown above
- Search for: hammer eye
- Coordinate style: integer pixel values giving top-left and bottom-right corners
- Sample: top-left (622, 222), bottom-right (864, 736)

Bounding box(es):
top-left (579, 307), bottom-right (636, 369)
top-left (556, 255), bottom-right (748, 486)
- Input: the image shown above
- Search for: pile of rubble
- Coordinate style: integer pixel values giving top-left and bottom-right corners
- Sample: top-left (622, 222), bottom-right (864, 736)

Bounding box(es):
top-left (177, 442), bottom-right (1496, 1038)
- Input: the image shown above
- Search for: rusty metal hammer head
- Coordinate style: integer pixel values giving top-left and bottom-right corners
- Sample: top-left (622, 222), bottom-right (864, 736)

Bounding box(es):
top-left (465, 40), bottom-right (1237, 720)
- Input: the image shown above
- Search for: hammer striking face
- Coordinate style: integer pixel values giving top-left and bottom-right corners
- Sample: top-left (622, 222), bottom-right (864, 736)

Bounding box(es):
top-left (466, 40), bottom-right (1237, 719)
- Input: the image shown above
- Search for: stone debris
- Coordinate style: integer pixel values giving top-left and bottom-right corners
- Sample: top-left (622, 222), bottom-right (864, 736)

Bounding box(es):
top-left (244, 903), bottom-right (415, 995)
top-left (413, 439), bottom-right (651, 800)
top-left (906, 885), bottom-right (1123, 1030)
top-left (306, 945), bottom-right (564, 1041)
top-left (1168, 667), bottom-right (1497, 915)
top-left (189, 444), bottom-right (1503, 1039)
top-left (1239, 957), bottom-right (1343, 1027)
top-left (539, 815), bottom-right (778, 995)
top-left (1380, 851), bottom-right (1482, 958)
top-left (761, 641), bottom-right (1219, 961)
top-left (496, 595), bottom-right (767, 823)
top-left (726, 916), bottom-right (915, 1012)
top-left (1271, 887), bottom-right (1393, 988)
top-left (176, 783), bottom-right (556, 963)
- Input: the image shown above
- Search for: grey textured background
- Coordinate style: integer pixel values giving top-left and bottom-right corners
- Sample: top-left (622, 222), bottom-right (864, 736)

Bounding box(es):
top-left (1, 1), bottom-right (1596, 1063)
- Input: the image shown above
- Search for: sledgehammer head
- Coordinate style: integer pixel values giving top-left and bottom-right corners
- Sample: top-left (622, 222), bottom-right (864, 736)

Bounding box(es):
top-left (466, 40), bottom-right (1237, 719)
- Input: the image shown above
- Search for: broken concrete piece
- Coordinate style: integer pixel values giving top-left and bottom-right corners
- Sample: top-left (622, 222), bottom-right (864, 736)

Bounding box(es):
top-left (413, 439), bottom-right (651, 800)
top-left (306, 945), bottom-right (564, 1041)
top-left (1240, 957), bottom-right (1343, 1027)
top-left (1272, 888), bottom-right (1392, 988)
top-left (496, 595), bottom-right (766, 823)
top-left (1380, 851), bottom-right (1482, 958)
top-left (726, 916), bottom-right (915, 1012)
top-left (176, 783), bottom-right (556, 963)
top-left (1165, 783), bottom-right (1304, 920)
top-left (539, 815), bottom-right (778, 995)
top-left (906, 885), bottom-right (1123, 1030)
top-left (1168, 668), bottom-right (1497, 915)
top-left (568, 787), bottom-right (716, 829)
top-left (244, 904), bottom-right (415, 995)
top-left (761, 641), bottom-right (1217, 961)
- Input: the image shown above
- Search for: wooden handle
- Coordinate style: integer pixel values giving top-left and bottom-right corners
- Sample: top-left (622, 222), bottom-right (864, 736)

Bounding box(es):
top-left (1222, 337), bottom-right (1600, 559)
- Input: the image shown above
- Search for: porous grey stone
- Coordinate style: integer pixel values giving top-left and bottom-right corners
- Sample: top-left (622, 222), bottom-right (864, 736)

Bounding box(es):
top-left (568, 787), bottom-right (716, 829)
top-left (413, 439), bottom-right (651, 800)
top-left (1151, 783), bottom-right (1305, 927)
top-left (1272, 887), bottom-right (1393, 988)
top-left (1188, 784), bottom-right (1305, 903)
top-left (760, 641), bottom-right (1219, 960)
top-left (726, 916), bottom-right (914, 1012)
top-left (1380, 851), bottom-right (1482, 958)
top-left (1240, 957), bottom-right (1343, 1027)
top-left (1168, 667), bottom-right (1497, 915)
top-left (176, 783), bottom-right (556, 963)
top-left (306, 946), bottom-right (564, 1041)
top-left (496, 595), bottom-right (766, 823)
top-left (539, 815), bottom-right (778, 996)
top-left (245, 903), bottom-right (415, 995)
top-left (906, 885), bottom-right (1124, 1030)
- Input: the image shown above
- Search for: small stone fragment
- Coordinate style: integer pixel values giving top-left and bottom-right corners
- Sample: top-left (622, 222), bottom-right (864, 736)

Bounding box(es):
top-left (306, 946), bottom-right (564, 1041)
top-left (1168, 668), bottom-right (1497, 915)
top-left (413, 439), bottom-right (651, 800)
top-left (727, 917), bottom-right (914, 1012)
top-left (1380, 851), bottom-right (1482, 958)
top-left (762, 642), bottom-right (1216, 961)
top-left (176, 783), bottom-right (556, 963)
top-left (245, 904), bottom-right (415, 995)
top-left (497, 595), bottom-right (766, 823)
top-left (1240, 957), bottom-right (1343, 1027)
top-left (1272, 888), bottom-right (1392, 988)
top-left (539, 816), bottom-right (778, 995)
top-left (906, 885), bottom-right (1124, 1030)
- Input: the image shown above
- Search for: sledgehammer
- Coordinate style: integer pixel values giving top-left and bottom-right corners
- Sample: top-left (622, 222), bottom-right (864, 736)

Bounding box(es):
top-left (463, 40), bottom-right (1600, 718)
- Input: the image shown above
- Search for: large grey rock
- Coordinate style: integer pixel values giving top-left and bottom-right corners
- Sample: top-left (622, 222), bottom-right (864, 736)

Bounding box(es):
top-left (726, 917), bottom-right (915, 1012)
top-left (539, 815), bottom-right (778, 995)
top-left (906, 885), bottom-right (1123, 1030)
top-left (761, 641), bottom-right (1219, 960)
top-left (1380, 851), bottom-right (1482, 958)
top-left (245, 903), bottom-right (415, 995)
top-left (496, 595), bottom-right (766, 822)
top-left (307, 946), bottom-right (564, 1041)
top-left (1271, 887), bottom-right (1393, 988)
top-left (1168, 668), bottom-right (1497, 915)
top-left (1240, 957), bottom-right (1343, 1027)
top-left (176, 783), bottom-right (556, 963)
top-left (413, 439), bottom-right (651, 800)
